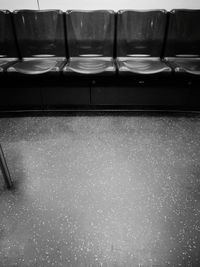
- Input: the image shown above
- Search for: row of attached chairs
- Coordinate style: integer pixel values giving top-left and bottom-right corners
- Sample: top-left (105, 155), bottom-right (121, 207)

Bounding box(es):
top-left (0, 9), bottom-right (200, 77)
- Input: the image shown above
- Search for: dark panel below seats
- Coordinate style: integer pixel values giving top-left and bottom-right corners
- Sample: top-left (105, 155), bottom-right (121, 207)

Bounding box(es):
top-left (42, 86), bottom-right (91, 107)
top-left (91, 84), bottom-right (200, 108)
top-left (0, 86), bottom-right (42, 110)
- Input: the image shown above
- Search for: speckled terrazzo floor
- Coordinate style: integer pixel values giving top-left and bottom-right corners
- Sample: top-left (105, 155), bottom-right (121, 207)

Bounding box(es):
top-left (0, 114), bottom-right (200, 267)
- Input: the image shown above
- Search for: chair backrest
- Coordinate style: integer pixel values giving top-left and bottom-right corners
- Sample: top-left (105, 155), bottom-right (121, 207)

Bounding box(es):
top-left (13, 9), bottom-right (66, 58)
top-left (66, 10), bottom-right (115, 57)
top-left (0, 10), bottom-right (18, 58)
top-left (117, 10), bottom-right (167, 57)
top-left (165, 9), bottom-right (200, 57)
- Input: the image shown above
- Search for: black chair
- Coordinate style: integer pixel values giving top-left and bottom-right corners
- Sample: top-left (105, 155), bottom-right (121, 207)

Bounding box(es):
top-left (0, 10), bottom-right (18, 73)
top-left (164, 9), bottom-right (200, 76)
top-left (7, 10), bottom-right (66, 75)
top-left (116, 10), bottom-right (171, 76)
top-left (63, 10), bottom-right (116, 75)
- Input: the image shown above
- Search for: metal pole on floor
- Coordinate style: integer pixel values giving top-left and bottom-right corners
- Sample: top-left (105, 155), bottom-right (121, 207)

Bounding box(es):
top-left (0, 144), bottom-right (13, 189)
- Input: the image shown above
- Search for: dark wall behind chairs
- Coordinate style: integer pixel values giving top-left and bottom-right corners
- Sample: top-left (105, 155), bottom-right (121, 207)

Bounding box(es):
top-left (0, 0), bottom-right (200, 11)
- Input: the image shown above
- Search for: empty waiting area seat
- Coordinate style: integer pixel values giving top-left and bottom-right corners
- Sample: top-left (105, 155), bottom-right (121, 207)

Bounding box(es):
top-left (116, 10), bottom-right (171, 75)
top-left (0, 10), bottom-right (18, 72)
top-left (7, 10), bottom-right (66, 75)
top-left (165, 9), bottom-right (200, 76)
top-left (63, 10), bottom-right (116, 75)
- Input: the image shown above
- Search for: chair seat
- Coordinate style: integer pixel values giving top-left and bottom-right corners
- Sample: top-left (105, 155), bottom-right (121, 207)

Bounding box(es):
top-left (0, 60), bottom-right (9, 72)
top-left (7, 59), bottom-right (63, 75)
top-left (117, 57), bottom-right (171, 75)
top-left (167, 58), bottom-right (200, 75)
top-left (63, 57), bottom-right (116, 75)
top-left (0, 59), bottom-right (17, 72)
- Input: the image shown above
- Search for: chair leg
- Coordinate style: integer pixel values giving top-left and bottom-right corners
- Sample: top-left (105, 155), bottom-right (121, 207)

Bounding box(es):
top-left (0, 144), bottom-right (13, 189)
